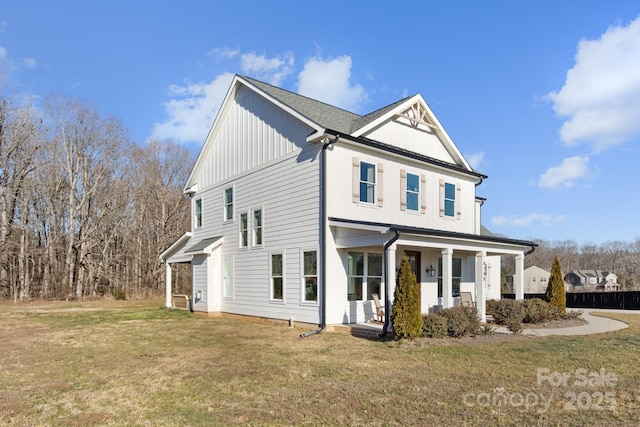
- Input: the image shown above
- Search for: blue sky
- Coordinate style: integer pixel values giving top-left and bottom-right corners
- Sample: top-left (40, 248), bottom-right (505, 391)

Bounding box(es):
top-left (2, 1), bottom-right (639, 245)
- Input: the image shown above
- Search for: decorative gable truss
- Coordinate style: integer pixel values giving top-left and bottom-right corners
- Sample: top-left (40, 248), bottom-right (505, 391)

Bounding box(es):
top-left (394, 100), bottom-right (441, 132)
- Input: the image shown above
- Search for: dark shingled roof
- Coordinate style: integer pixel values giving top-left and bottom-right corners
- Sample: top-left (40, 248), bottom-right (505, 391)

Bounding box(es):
top-left (185, 237), bottom-right (223, 253)
top-left (242, 75), bottom-right (412, 135)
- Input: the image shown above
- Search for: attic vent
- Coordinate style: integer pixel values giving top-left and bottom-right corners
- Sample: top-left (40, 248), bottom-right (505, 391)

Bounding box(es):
top-left (395, 101), bottom-right (439, 131)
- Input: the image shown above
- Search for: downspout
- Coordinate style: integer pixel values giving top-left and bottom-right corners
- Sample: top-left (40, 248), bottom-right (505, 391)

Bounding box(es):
top-left (380, 229), bottom-right (400, 336)
top-left (301, 134), bottom-right (339, 338)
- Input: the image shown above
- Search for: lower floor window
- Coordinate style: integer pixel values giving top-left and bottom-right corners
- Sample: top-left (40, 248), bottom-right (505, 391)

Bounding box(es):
top-left (271, 253), bottom-right (283, 300)
top-left (303, 251), bottom-right (317, 302)
top-left (438, 257), bottom-right (462, 298)
top-left (347, 252), bottom-right (382, 301)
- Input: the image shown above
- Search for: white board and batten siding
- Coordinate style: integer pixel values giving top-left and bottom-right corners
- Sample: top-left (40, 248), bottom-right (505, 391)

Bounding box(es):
top-left (326, 143), bottom-right (479, 235)
top-left (189, 85), bottom-right (323, 323)
top-left (364, 119), bottom-right (455, 162)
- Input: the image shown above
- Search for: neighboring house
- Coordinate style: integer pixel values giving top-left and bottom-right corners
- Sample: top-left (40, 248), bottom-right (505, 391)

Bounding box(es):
top-left (523, 266), bottom-right (550, 294)
top-left (160, 75), bottom-right (536, 330)
top-left (564, 270), bottom-right (620, 292)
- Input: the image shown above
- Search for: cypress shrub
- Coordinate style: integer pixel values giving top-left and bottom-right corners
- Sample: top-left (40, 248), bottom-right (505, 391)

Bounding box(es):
top-left (391, 256), bottom-right (422, 339)
top-left (545, 256), bottom-right (566, 315)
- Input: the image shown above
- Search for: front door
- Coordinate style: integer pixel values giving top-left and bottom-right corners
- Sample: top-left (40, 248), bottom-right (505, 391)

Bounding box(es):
top-left (404, 251), bottom-right (421, 283)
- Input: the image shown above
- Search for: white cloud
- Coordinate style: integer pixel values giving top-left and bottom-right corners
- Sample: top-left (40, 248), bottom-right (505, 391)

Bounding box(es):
top-left (151, 72), bottom-right (234, 144)
top-left (491, 213), bottom-right (567, 228)
top-left (546, 16), bottom-right (640, 152)
top-left (23, 58), bottom-right (36, 69)
top-left (207, 46), bottom-right (239, 59)
top-left (0, 46), bottom-right (7, 61)
top-left (240, 51), bottom-right (294, 86)
top-left (297, 55), bottom-right (367, 112)
top-left (466, 151), bottom-right (484, 170)
top-left (538, 156), bottom-right (590, 190)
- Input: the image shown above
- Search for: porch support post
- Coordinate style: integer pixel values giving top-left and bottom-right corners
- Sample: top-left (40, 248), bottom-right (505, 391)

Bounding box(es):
top-left (165, 262), bottom-right (172, 308)
top-left (441, 248), bottom-right (453, 308)
top-left (514, 254), bottom-right (524, 300)
top-left (475, 251), bottom-right (486, 322)
top-left (385, 244), bottom-right (397, 333)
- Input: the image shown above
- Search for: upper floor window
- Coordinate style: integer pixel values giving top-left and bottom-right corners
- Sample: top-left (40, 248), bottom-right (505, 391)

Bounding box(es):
top-left (239, 213), bottom-right (248, 248)
top-left (440, 180), bottom-right (460, 219)
top-left (444, 182), bottom-right (456, 217)
top-left (194, 199), bottom-right (202, 228)
top-left (224, 188), bottom-right (233, 221)
top-left (360, 161), bottom-right (376, 203)
top-left (253, 209), bottom-right (263, 246)
top-left (406, 173), bottom-right (419, 211)
top-left (352, 157), bottom-right (383, 206)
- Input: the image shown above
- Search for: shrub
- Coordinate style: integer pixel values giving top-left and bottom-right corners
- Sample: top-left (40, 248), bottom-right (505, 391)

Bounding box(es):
top-left (486, 299), bottom-right (500, 316)
top-left (478, 323), bottom-right (496, 335)
top-left (437, 306), bottom-right (480, 338)
top-left (492, 299), bottom-right (524, 334)
top-left (391, 257), bottom-right (422, 339)
top-left (114, 288), bottom-right (126, 301)
top-left (522, 298), bottom-right (560, 324)
top-left (545, 256), bottom-right (566, 315)
top-left (422, 314), bottom-right (448, 338)
top-left (562, 310), bottom-right (584, 321)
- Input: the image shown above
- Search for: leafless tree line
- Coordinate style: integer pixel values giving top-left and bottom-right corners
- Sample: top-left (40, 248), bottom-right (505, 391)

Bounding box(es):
top-left (503, 239), bottom-right (640, 289)
top-left (0, 94), bottom-right (193, 301)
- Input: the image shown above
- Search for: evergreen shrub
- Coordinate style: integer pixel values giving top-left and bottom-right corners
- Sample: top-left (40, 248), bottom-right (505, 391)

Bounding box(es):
top-left (391, 257), bottom-right (423, 339)
top-left (422, 314), bottom-right (448, 338)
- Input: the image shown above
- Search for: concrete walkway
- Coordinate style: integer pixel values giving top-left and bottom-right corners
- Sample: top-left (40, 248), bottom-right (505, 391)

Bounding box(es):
top-left (517, 309), bottom-right (634, 336)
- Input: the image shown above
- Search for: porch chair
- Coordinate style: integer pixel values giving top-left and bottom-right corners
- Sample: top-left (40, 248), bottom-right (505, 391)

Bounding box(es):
top-left (459, 292), bottom-right (476, 308)
top-left (371, 293), bottom-right (385, 323)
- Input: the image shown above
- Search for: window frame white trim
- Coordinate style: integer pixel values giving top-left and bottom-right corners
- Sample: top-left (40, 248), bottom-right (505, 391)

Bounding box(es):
top-left (239, 212), bottom-right (248, 248)
top-left (270, 250), bottom-right (285, 303)
top-left (301, 248), bottom-right (319, 304)
top-left (347, 251), bottom-right (383, 302)
top-left (252, 207), bottom-right (264, 247)
top-left (223, 186), bottom-right (234, 223)
top-left (194, 198), bottom-right (203, 229)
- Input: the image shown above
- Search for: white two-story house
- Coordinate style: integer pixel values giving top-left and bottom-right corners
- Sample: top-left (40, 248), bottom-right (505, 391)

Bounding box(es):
top-left (160, 75), bottom-right (536, 332)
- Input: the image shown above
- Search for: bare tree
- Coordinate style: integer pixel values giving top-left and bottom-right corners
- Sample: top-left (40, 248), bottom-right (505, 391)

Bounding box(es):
top-left (0, 98), bottom-right (42, 299)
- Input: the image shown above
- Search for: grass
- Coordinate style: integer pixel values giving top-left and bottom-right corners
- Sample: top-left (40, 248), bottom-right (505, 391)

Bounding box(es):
top-left (1, 300), bottom-right (639, 426)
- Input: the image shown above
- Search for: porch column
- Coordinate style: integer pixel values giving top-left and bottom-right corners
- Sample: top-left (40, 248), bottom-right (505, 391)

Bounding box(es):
top-left (475, 251), bottom-right (486, 322)
top-left (165, 262), bottom-right (172, 308)
top-left (514, 254), bottom-right (524, 300)
top-left (442, 248), bottom-right (453, 308)
top-left (386, 245), bottom-right (397, 304)
top-left (385, 245), bottom-right (397, 333)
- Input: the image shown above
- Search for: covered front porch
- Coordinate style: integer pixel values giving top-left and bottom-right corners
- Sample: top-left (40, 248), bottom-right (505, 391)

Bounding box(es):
top-left (328, 218), bottom-right (536, 326)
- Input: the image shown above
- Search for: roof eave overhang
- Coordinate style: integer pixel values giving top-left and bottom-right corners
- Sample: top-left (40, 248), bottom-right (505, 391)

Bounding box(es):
top-left (328, 217), bottom-right (536, 253)
top-left (324, 129), bottom-right (487, 180)
top-left (159, 232), bottom-right (193, 262)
